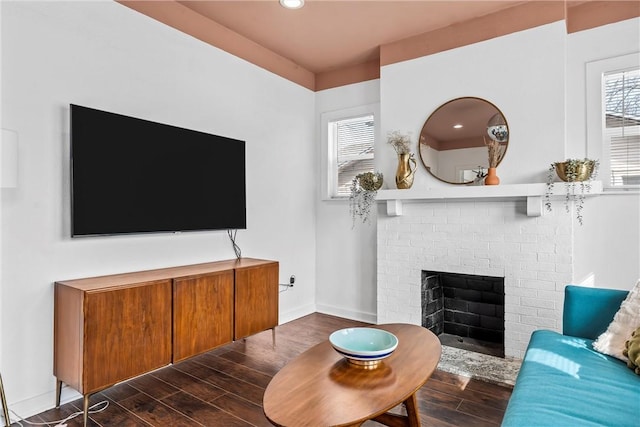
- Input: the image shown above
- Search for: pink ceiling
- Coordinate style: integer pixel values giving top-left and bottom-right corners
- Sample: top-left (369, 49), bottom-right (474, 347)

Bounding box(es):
top-left (120, 1), bottom-right (639, 90)
top-left (177, 1), bottom-right (522, 74)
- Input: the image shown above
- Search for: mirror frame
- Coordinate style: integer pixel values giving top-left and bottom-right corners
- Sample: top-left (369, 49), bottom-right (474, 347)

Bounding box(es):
top-left (418, 97), bottom-right (509, 185)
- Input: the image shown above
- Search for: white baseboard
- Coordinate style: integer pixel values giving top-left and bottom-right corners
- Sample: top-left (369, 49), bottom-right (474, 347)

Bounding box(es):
top-left (315, 303), bottom-right (377, 324)
top-left (278, 303), bottom-right (316, 325)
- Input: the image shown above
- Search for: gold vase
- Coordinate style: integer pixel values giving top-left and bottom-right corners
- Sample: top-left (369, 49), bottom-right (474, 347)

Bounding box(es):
top-left (395, 153), bottom-right (417, 189)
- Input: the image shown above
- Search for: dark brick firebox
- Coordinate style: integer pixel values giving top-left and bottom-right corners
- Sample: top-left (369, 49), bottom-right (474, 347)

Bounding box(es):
top-left (421, 271), bottom-right (505, 356)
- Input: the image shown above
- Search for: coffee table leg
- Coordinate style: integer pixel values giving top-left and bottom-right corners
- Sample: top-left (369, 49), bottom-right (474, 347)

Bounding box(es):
top-left (370, 393), bottom-right (421, 427)
top-left (404, 393), bottom-right (420, 427)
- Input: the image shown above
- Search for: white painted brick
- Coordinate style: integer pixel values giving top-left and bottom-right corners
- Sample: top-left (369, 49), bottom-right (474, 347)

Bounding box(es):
top-left (521, 242), bottom-right (555, 254)
top-left (409, 239), bottom-right (433, 248)
top-left (536, 262), bottom-right (558, 272)
top-left (448, 265), bottom-right (476, 275)
top-left (536, 290), bottom-right (562, 301)
top-left (521, 315), bottom-right (557, 328)
top-left (521, 297), bottom-right (555, 309)
top-left (517, 270), bottom-right (539, 280)
top-left (506, 305), bottom-right (538, 316)
top-left (512, 331), bottom-right (535, 343)
top-left (537, 308), bottom-right (558, 319)
top-left (508, 322), bottom-right (538, 335)
top-left (428, 215), bottom-right (449, 224)
top-left (393, 223), bottom-right (412, 232)
top-left (504, 313), bottom-right (521, 322)
top-left (435, 223), bottom-right (463, 233)
top-left (555, 263), bottom-right (572, 273)
top-left (520, 279), bottom-right (556, 291)
top-left (489, 242), bottom-right (521, 253)
top-left (509, 287), bottom-right (538, 297)
top-left (505, 233), bottom-right (538, 243)
top-left (537, 271), bottom-right (571, 282)
top-left (490, 258), bottom-right (507, 269)
top-left (399, 215), bottom-right (424, 224)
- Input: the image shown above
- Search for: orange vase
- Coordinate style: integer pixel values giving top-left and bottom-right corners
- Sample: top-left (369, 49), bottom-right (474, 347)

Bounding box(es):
top-left (485, 167), bottom-right (500, 185)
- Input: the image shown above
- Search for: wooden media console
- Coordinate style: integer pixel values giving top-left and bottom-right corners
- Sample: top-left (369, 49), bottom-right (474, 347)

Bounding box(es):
top-left (53, 258), bottom-right (278, 426)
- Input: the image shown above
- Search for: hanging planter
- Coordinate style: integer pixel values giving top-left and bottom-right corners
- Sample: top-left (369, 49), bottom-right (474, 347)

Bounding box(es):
top-left (349, 171), bottom-right (383, 227)
top-left (545, 158), bottom-right (599, 225)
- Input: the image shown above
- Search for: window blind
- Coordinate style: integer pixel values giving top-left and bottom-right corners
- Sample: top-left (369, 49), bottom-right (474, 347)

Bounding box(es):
top-left (334, 115), bottom-right (374, 196)
top-left (604, 68), bottom-right (640, 186)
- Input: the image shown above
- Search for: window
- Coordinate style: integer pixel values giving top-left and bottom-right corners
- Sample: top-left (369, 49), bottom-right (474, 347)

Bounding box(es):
top-left (329, 114), bottom-right (375, 197)
top-left (604, 68), bottom-right (640, 186)
top-left (321, 104), bottom-right (378, 199)
top-left (586, 53), bottom-right (640, 190)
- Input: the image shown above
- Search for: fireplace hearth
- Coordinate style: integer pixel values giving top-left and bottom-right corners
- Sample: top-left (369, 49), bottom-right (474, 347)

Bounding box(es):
top-left (422, 271), bottom-right (505, 357)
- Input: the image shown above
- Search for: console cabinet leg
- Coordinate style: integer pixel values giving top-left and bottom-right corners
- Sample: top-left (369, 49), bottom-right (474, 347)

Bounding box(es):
top-left (272, 327), bottom-right (276, 348)
top-left (83, 394), bottom-right (90, 427)
top-left (55, 379), bottom-right (62, 408)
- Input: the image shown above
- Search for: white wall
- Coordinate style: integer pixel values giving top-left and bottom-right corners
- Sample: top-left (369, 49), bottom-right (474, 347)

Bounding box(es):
top-left (567, 18), bottom-right (640, 289)
top-left (380, 22), bottom-right (567, 189)
top-left (315, 80), bottom-right (380, 322)
top-left (1, 1), bottom-right (316, 418)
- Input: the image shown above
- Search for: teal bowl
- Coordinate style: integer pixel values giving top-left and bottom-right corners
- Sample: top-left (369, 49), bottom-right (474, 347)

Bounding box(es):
top-left (329, 327), bottom-right (398, 367)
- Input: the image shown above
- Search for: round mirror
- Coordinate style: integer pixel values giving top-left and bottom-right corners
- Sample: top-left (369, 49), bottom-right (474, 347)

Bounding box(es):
top-left (418, 97), bottom-right (508, 184)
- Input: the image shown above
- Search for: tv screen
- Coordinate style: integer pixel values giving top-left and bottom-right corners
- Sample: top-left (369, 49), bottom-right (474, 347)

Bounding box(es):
top-left (70, 104), bottom-right (246, 237)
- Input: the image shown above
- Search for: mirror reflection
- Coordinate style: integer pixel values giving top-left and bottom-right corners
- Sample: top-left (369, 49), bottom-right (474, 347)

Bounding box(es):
top-left (419, 97), bottom-right (508, 184)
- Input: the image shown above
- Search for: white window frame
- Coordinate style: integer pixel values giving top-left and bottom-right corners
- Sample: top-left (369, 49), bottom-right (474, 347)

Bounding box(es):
top-left (320, 103), bottom-right (380, 200)
top-left (586, 52), bottom-right (640, 191)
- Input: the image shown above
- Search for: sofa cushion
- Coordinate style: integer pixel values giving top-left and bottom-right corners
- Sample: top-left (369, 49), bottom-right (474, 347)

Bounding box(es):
top-left (593, 280), bottom-right (640, 361)
top-left (624, 327), bottom-right (640, 375)
top-left (562, 285), bottom-right (628, 340)
top-left (502, 330), bottom-right (640, 427)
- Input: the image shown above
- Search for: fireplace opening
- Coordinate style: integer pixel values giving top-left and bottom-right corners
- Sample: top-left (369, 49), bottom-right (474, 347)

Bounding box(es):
top-left (421, 271), bottom-right (505, 358)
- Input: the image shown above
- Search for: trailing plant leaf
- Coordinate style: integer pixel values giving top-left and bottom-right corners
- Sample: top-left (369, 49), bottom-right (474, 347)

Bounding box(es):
top-left (349, 172), bottom-right (383, 227)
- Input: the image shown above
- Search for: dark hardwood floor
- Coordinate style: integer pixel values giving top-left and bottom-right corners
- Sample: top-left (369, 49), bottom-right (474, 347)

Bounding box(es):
top-left (21, 313), bottom-right (512, 427)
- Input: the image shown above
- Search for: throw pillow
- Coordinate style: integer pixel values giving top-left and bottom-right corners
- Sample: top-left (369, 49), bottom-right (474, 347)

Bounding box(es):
top-left (623, 327), bottom-right (640, 375)
top-left (592, 280), bottom-right (640, 361)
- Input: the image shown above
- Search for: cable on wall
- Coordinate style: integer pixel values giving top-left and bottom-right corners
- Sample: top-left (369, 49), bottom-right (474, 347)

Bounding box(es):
top-left (227, 229), bottom-right (242, 259)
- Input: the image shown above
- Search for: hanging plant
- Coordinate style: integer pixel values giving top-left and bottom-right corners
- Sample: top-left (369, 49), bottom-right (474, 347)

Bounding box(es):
top-left (545, 158), bottom-right (599, 225)
top-left (349, 171), bottom-right (383, 227)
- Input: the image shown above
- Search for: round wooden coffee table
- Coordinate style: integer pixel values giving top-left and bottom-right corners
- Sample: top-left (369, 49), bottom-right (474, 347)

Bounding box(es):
top-left (263, 323), bottom-right (441, 427)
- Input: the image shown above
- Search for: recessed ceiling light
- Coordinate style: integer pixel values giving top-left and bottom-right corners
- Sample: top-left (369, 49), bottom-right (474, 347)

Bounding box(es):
top-left (453, 124), bottom-right (463, 129)
top-left (280, 0), bottom-right (304, 9)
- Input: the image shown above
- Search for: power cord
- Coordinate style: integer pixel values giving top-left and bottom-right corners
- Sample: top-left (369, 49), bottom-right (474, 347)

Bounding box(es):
top-left (279, 275), bottom-right (295, 293)
top-left (227, 229), bottom-right (242, 259)
top-left (9, 400), bottom-right (109, 427)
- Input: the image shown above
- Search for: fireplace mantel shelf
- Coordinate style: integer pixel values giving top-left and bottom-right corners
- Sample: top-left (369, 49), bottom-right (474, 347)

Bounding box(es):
top-left (376, 181), bottom-right (603, 217)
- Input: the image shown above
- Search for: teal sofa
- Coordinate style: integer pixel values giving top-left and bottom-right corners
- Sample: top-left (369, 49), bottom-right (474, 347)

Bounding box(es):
top-left (502, 285), bottom-right (640, 426)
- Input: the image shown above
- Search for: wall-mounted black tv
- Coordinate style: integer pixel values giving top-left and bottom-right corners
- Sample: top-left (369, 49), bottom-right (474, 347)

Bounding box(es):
top-left (70, 104), bottom-right (246, 237)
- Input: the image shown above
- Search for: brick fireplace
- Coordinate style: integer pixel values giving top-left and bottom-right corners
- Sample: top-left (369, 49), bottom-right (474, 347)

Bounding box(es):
top-left (377, 198), bottom-right (573, 358)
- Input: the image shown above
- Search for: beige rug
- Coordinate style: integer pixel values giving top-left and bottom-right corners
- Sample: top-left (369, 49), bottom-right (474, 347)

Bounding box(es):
top-left (437, 345), bottom-right (521, 387)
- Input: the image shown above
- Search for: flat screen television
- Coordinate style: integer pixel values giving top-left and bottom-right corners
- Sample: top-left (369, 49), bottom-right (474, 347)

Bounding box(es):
top-left (70, 104), bottom-right (246, 237)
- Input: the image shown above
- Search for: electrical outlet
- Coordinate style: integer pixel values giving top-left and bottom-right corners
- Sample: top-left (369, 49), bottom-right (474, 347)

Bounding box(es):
top-left (289, 275), bottom-right (295, 285)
